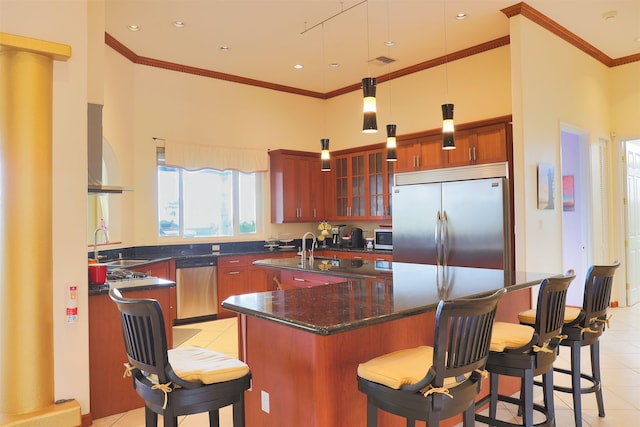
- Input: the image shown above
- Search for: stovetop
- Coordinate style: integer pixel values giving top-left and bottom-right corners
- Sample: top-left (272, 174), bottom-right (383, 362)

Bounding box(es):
top-left (106, 269), bottom-right (148, 281)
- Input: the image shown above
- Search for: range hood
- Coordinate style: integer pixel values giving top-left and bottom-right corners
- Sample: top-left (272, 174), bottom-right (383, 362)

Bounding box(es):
top-left (88, 103), bottom-right (128, 194)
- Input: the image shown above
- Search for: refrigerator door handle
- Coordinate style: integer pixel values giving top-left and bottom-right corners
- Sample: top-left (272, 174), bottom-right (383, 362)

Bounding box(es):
top-left (435, 210), bottom-right (442, 268)
top-left (442, 210), bottom-right (449, 268)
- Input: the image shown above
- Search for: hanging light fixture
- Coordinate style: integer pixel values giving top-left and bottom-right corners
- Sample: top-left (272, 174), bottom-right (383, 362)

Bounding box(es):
top-left (441, 104), bottom-right (455, 149)
top-left (321, 138), bottom-right (331, 171)
top-left (386, 124), bottom-right (397, 161)
top-left (362, 77), bottom-right (378, 133)
top-left (362, 1), bottom-right (378, 133)
top-left (440, 1), bottom-right (455, 150)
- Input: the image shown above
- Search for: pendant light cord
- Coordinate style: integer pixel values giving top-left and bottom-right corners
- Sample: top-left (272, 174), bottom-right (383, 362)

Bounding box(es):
top-left (366, 0), bottom-right (371, 77)
top-left (443, 0), bottom-right (449, 100)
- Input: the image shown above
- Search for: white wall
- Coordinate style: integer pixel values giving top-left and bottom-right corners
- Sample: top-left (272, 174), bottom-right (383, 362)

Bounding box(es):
top-left (509, 15), bottom-right (625, 301)
top-left (0, 0), bottom-right (91, 414)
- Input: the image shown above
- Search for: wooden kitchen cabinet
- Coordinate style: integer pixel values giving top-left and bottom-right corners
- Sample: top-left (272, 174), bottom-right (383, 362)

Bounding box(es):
top-left (331, 148), bottom-right (393, 220)
top-left (395, 135), bottom-right (444, 173)
top-left (217, 252), bottom-right (298, 317)
top-left (443, 123), bottom-right (508, 168)
top-left (89, 286), bottom-right (175, 419)
top-left (270, 150), bottom-right (325, 223)
top-left (217, 255), bottom-right (249, 318)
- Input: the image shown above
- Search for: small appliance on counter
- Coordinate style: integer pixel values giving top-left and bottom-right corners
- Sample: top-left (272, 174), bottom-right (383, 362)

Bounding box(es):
top-left (350, 227), bottom-right (364, 249)
top-left (331, 224), bottom-right (347, 247)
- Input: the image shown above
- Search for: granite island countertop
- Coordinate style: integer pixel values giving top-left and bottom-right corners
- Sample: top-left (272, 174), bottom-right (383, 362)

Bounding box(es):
top-left (88, 277), bottom-right (175, 296)
top-left (223, 260), bottom-right (556, 335)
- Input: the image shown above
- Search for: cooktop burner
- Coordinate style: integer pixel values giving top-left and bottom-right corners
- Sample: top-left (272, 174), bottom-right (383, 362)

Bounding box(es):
top-left (106, 269), bottom-right (148, 281)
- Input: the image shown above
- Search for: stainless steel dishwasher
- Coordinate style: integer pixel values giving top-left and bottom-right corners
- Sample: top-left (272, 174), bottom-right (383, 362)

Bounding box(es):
top-left (175, 256), bottom-right (218, 323)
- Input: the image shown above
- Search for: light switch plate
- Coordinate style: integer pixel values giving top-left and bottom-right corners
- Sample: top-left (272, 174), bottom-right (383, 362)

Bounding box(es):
top-left (261, 390), bottom-right (270, 413)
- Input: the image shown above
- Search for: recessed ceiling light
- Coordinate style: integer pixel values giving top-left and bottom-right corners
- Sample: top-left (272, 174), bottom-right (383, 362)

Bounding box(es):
top-left (602, 10), bottom-right (617, 20)
top-left (173, 21), bottom-right (186, 28)
top-left (294, 64), bottom-right (303, 69)
top-left (127, 25), bottom-right (141, 32)
top-left (455, 13), bottom-right (467, 20)
top-left (385, 40), bottom-right (395, 47)
top-left (219, 46), bottom-right (230, 52)
top-left (329, 63), bottom-right (340, 68)
top-left (635, 36), bottom-right (640, 43)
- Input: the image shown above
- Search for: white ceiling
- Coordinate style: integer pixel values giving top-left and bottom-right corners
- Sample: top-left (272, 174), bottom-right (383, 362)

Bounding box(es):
top-left (105, 0), bottom-right (640, 94)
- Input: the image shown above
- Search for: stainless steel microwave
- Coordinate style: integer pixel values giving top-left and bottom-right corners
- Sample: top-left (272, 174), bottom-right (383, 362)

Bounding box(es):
top-left (374, 228), bottom-right (392, 250)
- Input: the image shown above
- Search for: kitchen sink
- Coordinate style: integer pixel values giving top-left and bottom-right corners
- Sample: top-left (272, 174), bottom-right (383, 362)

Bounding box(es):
top-left (105, 259), bottom-right (150, 268)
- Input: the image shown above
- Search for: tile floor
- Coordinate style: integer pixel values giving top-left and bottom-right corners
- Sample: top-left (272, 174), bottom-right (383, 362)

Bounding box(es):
top-left (92, 303), bottom-right (640, 426)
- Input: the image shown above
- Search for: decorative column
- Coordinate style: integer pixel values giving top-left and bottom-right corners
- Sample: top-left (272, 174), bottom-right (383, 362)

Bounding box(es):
top-left (0, 33), bottom-right (77, 425)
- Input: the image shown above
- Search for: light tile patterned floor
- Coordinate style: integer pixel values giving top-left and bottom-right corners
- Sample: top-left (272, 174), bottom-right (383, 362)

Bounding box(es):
top-left (92, 304), bottom-right (640, 426)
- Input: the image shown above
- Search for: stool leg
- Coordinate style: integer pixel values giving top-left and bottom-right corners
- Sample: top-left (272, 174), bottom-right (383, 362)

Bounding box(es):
top-left (522, 370), bottom-right (534, 427)
top-left (489, 372), bottom-right (499, 423)
top-left (209, 409), bottom-right (220, 427)
top-left (233, 399), bottom-right (245, 427)
top-left (144, 406), bottom-right (157, 427)
top-left (591, 341), bottom-right (605, 417)
top-left (569, 341), bottom-right (583, 427)
top-left (367, 399), bottom-right (378, 427)
top-left (542, 369), bottom-right (555, 424)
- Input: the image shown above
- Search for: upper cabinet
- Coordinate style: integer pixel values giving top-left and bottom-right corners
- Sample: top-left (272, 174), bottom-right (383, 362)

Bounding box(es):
top-left (331, 148), bottom-right (393, 221)
top-left (395, 134), bottom-right (444, 173)
top-left (443, 123), bottom-right (508, 168)
top-left (268, 117), bottom-right (511, 224)
top-left (270, 150), bottom-right (327, 223)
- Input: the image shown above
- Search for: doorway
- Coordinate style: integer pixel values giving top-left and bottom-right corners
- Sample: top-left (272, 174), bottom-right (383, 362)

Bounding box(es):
top-left (624, 139), bottom-right (640, 306)
top-left (560, 127), bottom-right (593, 306)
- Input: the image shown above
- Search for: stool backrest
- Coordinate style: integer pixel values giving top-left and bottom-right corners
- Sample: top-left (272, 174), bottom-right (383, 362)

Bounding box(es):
top-left (431, 288), bottom-right (506, 387)
top-left (580, 261), bottom-right (620, 328)
top-left (109, 288), bottom-right (171, 384)
top-left (533, 271), bottom-right (575, 345)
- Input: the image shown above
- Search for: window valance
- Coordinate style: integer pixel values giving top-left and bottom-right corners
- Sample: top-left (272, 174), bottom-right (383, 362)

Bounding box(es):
top-left (165, 141), bottom-right (268, 173)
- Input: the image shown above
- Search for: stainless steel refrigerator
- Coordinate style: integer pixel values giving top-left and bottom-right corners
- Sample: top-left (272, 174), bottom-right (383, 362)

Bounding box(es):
top-left (392, 162), bottom-right (511, 270)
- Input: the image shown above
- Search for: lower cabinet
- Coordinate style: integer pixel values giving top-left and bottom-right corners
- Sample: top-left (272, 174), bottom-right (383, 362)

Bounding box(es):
top-left (89, 286), bottom-right (176, 419)
top-left (217, 252), bottom-right (297, 317)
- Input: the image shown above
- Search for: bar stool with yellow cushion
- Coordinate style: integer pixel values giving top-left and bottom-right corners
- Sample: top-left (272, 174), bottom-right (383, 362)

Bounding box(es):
top-left (475, 272), bottom-right (575, 427)
top-left (517, 262), bottom-right (620, 427)
top-left (109, 288), bottom-right (251, 427)
top-left (357, 288), bottom-right (505, 427)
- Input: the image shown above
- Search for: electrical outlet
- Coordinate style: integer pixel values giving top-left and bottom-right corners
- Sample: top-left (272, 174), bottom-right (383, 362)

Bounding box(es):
top-left (261, 390), bottom-right (270, 413)
top-left (211, 244), bottom-right (220, 252)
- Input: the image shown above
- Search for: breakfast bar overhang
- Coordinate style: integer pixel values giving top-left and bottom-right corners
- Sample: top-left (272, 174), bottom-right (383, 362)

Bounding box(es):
top-left (222, 261), bottom-right (555, 427)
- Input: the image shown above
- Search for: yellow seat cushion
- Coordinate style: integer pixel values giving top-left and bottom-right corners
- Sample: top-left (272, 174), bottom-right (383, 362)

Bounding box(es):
top-left (357, 346), bottom-right (468, 391)
top-left (517, 306), bottom-right (582, 325)
top-left (168, 346), bottom-right (250, 384)
top-left (358, 346), bottom-right (434, 389)
top-left (490, 322), bottom-right (534, 352)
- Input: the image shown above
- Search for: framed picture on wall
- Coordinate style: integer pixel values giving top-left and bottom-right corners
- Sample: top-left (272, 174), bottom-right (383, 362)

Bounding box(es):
top-left (563, 175), bottom-right (575, 211)
top-left (537, 163), bottom-right (555, 210)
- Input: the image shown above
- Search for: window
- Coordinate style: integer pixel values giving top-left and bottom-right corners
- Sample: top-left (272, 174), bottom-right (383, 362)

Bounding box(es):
top-left (157, 165), bottom-right (262, 238)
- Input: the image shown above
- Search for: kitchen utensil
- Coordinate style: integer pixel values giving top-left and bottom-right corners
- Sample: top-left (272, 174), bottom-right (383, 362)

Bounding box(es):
top-left (88, 263), bottom-right (107, 285)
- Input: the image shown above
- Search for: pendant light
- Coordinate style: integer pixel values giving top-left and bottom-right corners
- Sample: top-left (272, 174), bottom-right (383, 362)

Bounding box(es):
top-left (441, 104), bottom-right (455, 150)
top-left (385, 0), bottom-right (397, 161)
top-left (321, 138), bottom-right (331, 171)
top-left (362, 1), bottom-right (378, 133)
top-left (320, 24), bottom-right (331, 171)
top-left (386, 124), bottom-right (397, 161)
top-left (441, 0), bottom-right (455, 150)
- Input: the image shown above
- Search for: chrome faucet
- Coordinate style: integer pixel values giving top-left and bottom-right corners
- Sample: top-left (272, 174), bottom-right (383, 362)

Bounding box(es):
top-left (301, 231), bottom-right (317, 264)
top-left (93, 226), bottom-right (110, 261)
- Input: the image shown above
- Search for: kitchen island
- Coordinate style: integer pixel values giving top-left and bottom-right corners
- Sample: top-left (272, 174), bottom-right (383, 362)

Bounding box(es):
top-left (222, 259), bottom-right (554, 427)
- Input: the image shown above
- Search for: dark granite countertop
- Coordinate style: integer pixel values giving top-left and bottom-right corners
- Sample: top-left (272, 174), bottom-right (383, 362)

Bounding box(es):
top-left (252, 256), bottom-right (390, 278)
top-left (88, 277), bottom-right (175, 296)
top-left (222, 261), bottom-right (556, 335)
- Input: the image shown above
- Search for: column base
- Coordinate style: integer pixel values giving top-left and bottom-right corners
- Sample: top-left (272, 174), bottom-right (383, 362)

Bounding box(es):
top-left (0, 400), bottom-right (81, 427)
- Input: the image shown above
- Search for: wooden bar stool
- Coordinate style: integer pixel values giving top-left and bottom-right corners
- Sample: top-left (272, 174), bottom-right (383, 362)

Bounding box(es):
top-left (475, 271), bottom-right (575, 427)
top-left (518, 261), bottom-right (620, 427)
top-left (357, 288), bottom-right (505, 427)
top-left (109, 288), bottom-right (251, 427)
